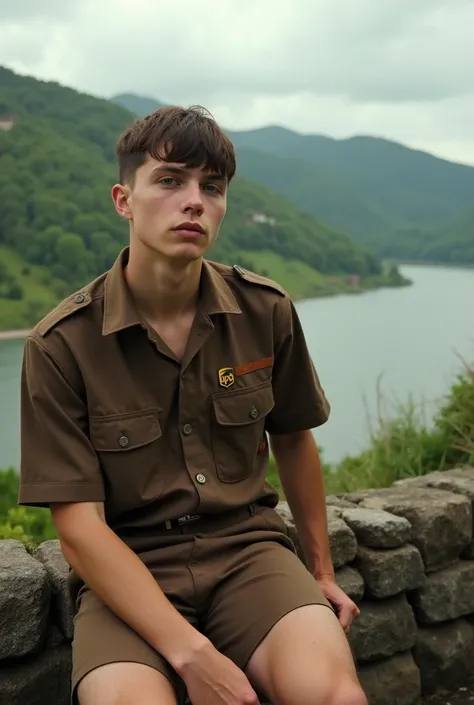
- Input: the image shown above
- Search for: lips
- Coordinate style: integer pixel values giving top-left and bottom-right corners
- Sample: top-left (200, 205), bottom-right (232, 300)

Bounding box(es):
top-left (173, 221), bottom-right (205, 235)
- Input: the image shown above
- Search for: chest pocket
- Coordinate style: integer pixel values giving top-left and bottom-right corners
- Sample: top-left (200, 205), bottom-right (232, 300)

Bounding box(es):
top-left (89, 409), bottom-right (163, 517)
top-left (211, 380), bottom-right (275, 483)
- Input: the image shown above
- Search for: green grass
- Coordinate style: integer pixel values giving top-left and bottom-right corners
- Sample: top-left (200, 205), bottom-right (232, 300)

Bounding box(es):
top-left (235, 249), bottom-right (381, 300)
top-left (0, 246), bottom-right (58, 331)
top-left (322, 361), bottom-right (474, 494)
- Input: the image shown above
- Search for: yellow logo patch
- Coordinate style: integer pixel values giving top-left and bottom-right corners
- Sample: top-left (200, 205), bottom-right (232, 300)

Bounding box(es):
top-left (218, 367), bottom-right (235, 388)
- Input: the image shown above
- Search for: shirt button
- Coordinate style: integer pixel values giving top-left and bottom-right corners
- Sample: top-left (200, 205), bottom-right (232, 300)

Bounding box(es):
top-left (196, 473), bottom-right (206, 484)
top-left (249, 407), bottom-right (259, 419)
top-left (183, 424), bottom-right (192, 435)
top-left (74, 293), bottom-right (86, 304)
top-left (118, 435), bottom-right (129, 448)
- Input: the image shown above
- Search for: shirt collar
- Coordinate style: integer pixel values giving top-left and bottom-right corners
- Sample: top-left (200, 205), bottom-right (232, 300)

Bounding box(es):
top-left (102, 248), bottom-right (241, 336)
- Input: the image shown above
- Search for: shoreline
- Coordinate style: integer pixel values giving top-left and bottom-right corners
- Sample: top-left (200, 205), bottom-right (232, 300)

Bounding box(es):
top-left (0, 329), bottom-right (30, 341)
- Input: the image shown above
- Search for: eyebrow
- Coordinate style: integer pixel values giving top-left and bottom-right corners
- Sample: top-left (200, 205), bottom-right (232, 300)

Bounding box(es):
top-left (151, 165), bottom-right (227, 182)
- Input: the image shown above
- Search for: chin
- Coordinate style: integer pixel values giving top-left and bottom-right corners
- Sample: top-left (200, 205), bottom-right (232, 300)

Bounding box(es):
top-left (169, 244), bottom-right (207, 263)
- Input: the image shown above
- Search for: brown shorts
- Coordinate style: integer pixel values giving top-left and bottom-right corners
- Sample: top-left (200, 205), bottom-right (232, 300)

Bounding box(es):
top-left (71, 504), bottom-right (331, 704)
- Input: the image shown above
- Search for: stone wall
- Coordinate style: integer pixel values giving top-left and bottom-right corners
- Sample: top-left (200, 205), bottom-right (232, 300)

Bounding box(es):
top-left (1, 466), bottom-right (474, 705)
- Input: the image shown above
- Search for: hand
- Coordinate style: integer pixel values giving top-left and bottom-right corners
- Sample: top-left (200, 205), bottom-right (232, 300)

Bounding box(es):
top-left (177, 639), bottom-right (260, 705)
top-left (316, 576), bottom-right (360, 633)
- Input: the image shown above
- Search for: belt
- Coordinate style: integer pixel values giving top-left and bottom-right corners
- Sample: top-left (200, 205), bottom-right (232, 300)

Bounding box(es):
top-left (158, 504), bottom-right (255, 532)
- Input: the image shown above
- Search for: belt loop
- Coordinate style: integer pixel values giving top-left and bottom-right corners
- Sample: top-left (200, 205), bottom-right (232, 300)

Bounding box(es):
top-left (249, 504), bottom-right (255, 517)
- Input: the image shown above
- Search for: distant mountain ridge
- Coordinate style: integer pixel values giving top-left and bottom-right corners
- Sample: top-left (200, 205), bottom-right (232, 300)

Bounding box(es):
top-left (0, 67), bottom-right (407, 331)
top-left (112, 93), bottom-right (474, 263)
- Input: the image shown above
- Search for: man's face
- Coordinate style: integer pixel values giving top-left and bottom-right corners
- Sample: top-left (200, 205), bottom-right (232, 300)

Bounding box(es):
top-left (113, 155), bottom-right (228, 263)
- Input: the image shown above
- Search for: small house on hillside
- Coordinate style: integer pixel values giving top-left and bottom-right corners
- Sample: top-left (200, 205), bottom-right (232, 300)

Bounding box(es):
top-left (245, 212), bottom-right (277, 226)
top-left (0, 115), bottom-right (15, 131)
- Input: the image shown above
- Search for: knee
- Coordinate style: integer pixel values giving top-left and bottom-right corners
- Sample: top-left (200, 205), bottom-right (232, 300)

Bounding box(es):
top-left (275, 678), bottom-right (368, 705)
top-left (327, 680), bottom-right (368, 705)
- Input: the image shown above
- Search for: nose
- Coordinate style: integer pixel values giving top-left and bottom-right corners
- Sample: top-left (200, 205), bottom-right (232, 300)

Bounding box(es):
top-left (181, 182), bottom-right (204, 216)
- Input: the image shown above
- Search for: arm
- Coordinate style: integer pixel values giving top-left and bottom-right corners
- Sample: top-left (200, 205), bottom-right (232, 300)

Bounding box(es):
top-left (270, 429), bottom-right (334, 579)
top-left (51, 500), bottom-right (208, 669)
top-left (265, 297), bottom-right (359, 630)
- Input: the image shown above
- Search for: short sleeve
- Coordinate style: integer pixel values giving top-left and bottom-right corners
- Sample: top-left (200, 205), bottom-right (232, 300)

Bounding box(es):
top-left (266, 297), bottom-right (330, 435)
top-left (18, 335), bottom-right (105, 507)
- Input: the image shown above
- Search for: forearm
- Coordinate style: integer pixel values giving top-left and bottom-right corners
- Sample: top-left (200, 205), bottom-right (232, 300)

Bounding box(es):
top-left (271, 430), bottom-right (335, 579)
top-left (55, 504), bottom-right (208, 672)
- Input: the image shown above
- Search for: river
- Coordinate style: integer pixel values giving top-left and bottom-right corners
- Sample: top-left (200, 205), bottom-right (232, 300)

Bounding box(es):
top-left (1, 264), bottom-right (473, 471)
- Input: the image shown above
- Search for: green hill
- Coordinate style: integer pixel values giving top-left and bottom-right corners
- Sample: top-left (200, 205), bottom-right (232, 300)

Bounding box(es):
top-left (0, 67), bottom-right (408, 331)
top-left (112, 93), bottom-right (474, 263)
top-left (384, 206), bottom-right (474, 264)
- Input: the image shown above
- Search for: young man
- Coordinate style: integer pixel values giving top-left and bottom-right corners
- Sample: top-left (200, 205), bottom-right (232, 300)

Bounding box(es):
top-left (19, 106), bottom-right (366, 705)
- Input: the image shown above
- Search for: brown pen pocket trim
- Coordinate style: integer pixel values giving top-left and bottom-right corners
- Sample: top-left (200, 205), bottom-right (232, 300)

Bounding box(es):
top-left (235, 357), bottom-right (273, 377)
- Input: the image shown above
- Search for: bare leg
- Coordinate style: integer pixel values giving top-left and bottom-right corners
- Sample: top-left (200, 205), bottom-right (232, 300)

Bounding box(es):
top-left (77, 662), bottom-right (178, 705)
top-left (245, 604), bottom-right (367, 705)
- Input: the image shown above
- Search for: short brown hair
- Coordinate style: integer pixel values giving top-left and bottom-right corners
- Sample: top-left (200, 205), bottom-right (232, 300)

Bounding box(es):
top-left (115, 105), bottom-right (236, 185)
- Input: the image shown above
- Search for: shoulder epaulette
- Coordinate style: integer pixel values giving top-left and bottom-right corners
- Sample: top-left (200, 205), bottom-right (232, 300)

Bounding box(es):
top-left (36, 290), bottom-right (93, 337)
top-left (232, 265), bottom-right (286, 296)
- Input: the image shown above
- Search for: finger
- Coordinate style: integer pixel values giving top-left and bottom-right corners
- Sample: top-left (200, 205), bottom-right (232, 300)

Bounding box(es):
top-left (345, 604), bottom-right (361, 632)
top-left (338, 604), bottom-right (354, 631)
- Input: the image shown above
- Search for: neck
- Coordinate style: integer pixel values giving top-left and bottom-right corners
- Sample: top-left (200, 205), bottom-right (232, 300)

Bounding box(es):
top-left (124, 246), bottom-right (203, 320)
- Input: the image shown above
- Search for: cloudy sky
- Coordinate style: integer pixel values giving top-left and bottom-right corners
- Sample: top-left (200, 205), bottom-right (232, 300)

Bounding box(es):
top-left (1, 0), bottom-right (473, 165)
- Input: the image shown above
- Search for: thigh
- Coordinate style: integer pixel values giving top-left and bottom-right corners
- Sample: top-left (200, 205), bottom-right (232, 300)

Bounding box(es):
top-left (77, 662), bottom-right (177, 705)
top-left (245, 604), bottom-right (366, 705)
top-left (202, 518), bottom-right (332, 673)
top-left (72, 590), bottom-right (191, 705)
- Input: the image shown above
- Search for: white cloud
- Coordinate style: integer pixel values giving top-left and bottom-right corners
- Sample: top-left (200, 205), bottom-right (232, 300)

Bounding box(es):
top-left (0, 0), bottom-right (473, 165)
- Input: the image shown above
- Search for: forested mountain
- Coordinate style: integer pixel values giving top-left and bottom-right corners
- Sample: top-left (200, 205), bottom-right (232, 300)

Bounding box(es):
top-left (0, 67), bottom-right (405, 331)
top-left (386, 207), bottom-right (474, 264)
top-left (113, 93), bottom-right (474, 264)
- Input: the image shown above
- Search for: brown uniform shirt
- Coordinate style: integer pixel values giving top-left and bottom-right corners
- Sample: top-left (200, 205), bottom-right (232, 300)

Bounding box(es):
top-left (18, 247), bottom-right (330, 549)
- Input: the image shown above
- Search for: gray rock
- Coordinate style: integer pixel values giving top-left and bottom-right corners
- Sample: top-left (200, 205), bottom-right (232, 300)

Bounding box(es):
top-left (335, 566), bottom-right (365, 603)
top-left (276, 501), bottom-right (306, 564)
top-left (411, 560), bottom-right (474, 624)
top-left (0, 644), bottom-right (71, 705)
top-left (357, 651), bottom-right (421, 705)
top-left (355, 544), bottom-right (425, 599)
top-left (326, 495), bottom-right (358, 509)
top-left (414, 619), bottom-right (474, 696)
top-left (34, 540), bottom-right (74, 640)
top-left (45, 623), bottom-right (66, 649)
top-left (358, 486), bottom-right (472, 572)
top-left (328, 516), bottom-right (358, 569)
top-left (341, 489), bottom-right (381, 504)
top-left (349, 594), bottom-right (418, 662)
top-left (326, 505), bottom-right (343, 519)
top-left (342, 507), bottom-right (412, 548)
top-left (0, 541), bottom-right (51, 660)
top-left (396, 467), bottom-right (474, 559)
top-left (276, 501), bottom-right (357, 569)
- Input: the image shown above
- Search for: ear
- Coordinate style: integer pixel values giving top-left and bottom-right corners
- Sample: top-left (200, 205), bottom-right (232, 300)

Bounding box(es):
top-left (111, 183), bottom-right (133, 220)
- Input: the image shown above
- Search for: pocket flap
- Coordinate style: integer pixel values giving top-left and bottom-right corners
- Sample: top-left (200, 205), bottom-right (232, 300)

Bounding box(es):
top-left (212, 382), bottom-right (274, 426)
top-left (89, 409), bottom-right (162, 452)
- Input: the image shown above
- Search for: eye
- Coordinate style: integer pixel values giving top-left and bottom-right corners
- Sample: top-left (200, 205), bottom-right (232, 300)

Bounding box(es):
top-left (204, 183), bottom-right (222, 194)
top-left (159, 176), bottom-right (179, 187)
